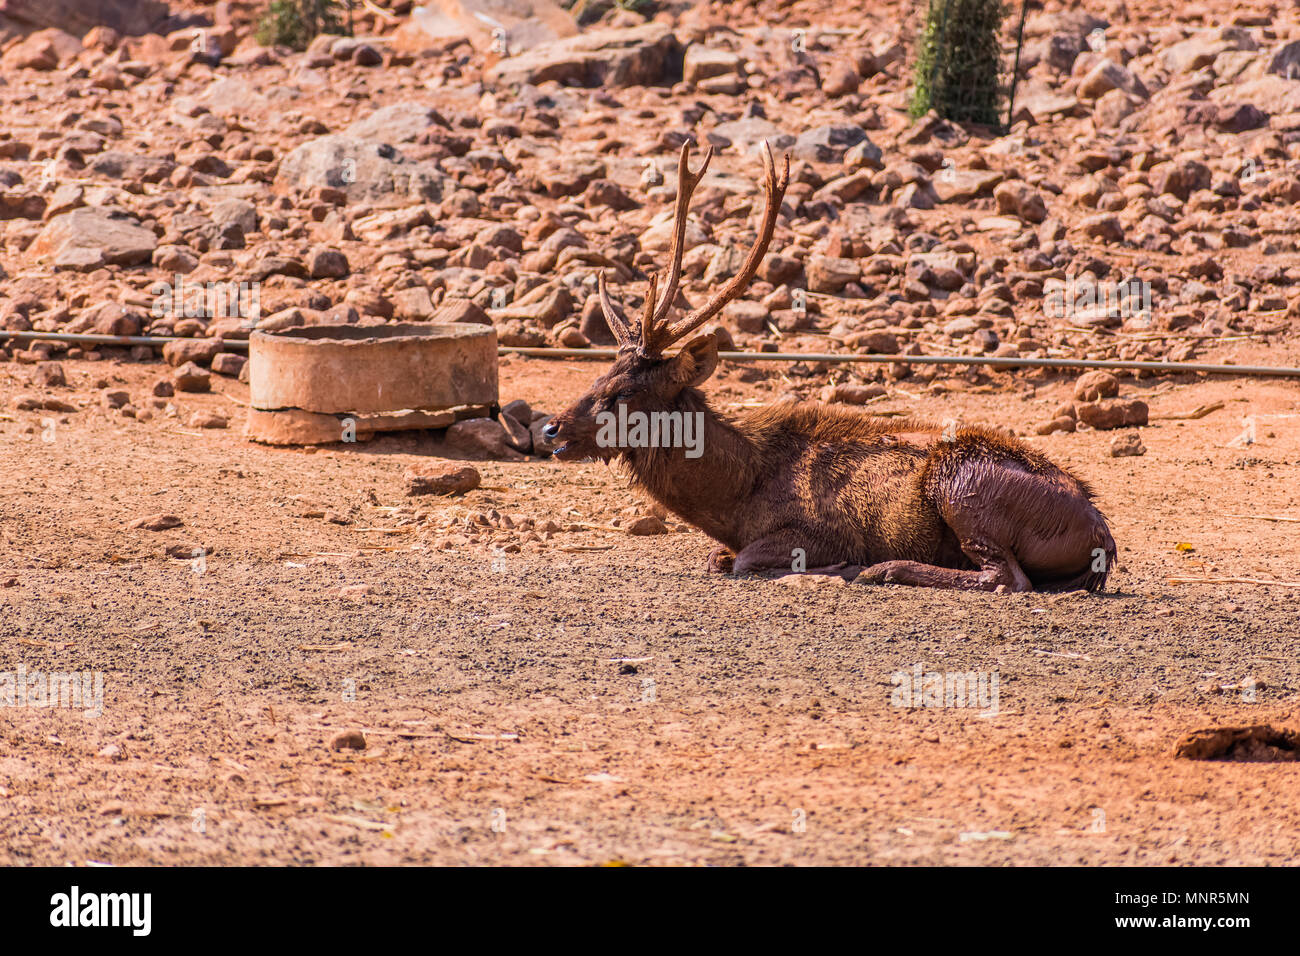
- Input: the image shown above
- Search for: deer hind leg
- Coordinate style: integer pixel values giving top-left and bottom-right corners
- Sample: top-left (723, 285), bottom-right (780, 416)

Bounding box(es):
top-left (858, 539), bottom-right (1033, 593)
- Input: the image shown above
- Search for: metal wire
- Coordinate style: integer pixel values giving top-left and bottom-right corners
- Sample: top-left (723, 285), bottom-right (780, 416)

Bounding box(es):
top-left (5, 331), bottom-right (1300, 379)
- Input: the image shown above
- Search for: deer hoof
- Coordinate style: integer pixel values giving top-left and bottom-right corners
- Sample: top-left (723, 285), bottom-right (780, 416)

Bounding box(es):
top-left (707, 548), bottom-right (735, 573)
top-left (858, 561), bottom-right (901, 585)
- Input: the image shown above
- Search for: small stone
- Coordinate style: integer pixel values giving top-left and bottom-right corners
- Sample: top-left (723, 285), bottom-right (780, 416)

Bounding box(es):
top-left (128, 513), bottom-right (183, 531)
top-left (211, 353), bottom-right (246, 377)
top-left (993, 181), bottom-right (1047, 223)
top-left (1110, 432), bottom-right (1146, 457)
top-left (1076, 399), bottom-right (1148, 430)
top-left (626, 515), bottom-right (668, 536)
top-left (172, 362), bottom-right (211, 393)
top-left (404, 464), bottom-right (481, 496)
top-left (330, 730), bottom-right (367, 751)
top-left (188, 411), bottom-right (229, 429)
top-left (32, 361), bottom-right (66, 388)
top-left (1073, 370), bottom-right (1119, 402)
top-left (101, 389), bottom-right (130, 410)
top-left (163, 338), bottom-right (221, 367)
top-left (820, 383), bottom-right (887, 404)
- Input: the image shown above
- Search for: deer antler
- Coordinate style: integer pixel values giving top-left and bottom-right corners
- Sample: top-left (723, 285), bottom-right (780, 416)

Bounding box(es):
top-left (596, 141), bottom-right (789, 358)
top-left (648, 141), bottom-right (790, 353)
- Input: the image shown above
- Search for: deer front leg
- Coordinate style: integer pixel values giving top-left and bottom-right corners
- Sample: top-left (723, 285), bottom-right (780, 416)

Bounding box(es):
top-left (731, 533), bottom-right (863, 580)
top-left (707, 547), bottom-right (734, 573)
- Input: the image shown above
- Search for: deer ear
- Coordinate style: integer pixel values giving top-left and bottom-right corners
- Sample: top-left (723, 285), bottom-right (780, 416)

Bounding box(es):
top-left (674, 333), bottom-right (719, 388)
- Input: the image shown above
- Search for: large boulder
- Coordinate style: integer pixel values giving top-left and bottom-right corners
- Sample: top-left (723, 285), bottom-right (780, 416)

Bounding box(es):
top-left (275, 135), bottom-right (447, 205)
top-left (31, 208), bottom-right (157, 271)
top-left (486, 23), bottom-right (682, 88)
top-left (344, 102), bottom-right (447, 144)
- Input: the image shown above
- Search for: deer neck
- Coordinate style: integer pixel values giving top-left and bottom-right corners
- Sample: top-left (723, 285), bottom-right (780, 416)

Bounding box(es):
top-left (621, 388), bottom-right (759, 547)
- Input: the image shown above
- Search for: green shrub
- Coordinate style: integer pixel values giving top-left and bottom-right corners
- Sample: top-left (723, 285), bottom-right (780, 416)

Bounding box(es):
top-left (255, 0), bottom-right (347, 51)
top-left (910, 0), bottom-right (1007, 126)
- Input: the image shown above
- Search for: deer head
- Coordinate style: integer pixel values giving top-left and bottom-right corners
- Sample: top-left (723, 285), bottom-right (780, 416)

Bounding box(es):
top-left (545, 142), bottom-right (790, 462)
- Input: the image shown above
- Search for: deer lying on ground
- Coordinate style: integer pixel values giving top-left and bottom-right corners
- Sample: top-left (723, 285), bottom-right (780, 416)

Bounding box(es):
top-left (544, 144), bottom-right (1116, 592)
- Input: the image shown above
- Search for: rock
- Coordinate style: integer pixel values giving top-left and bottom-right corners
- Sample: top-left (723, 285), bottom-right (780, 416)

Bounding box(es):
top-left (486, 23), bottom-right (681, 88)
top-left (1077, 213), bottom-right (1124, 242)
top-left (101, 389), bottom-right (129, 410)
top-left (993, 181), bottom-right (1048, 223)
top-left (806, 255), bottom-right (861, 293)
top-left (1110, 432), bottom-right (1146, 457)
top-left (344, 102), bottom-right (445, 143)
top-left (329, 730), bottom-right (367, 751)
top-left (710, 117), bottom-right (794, 155)
top-left (1076, 398), bottom-right (1148, 430)
top-left (683, 45), bottom-right (741, 86)
top-left (626, 515), bottom-right (668, 536)
top-left (434, 298), bottom-right (491, 325)
top-left (188, 411), bottom-right (229, 429)
top-left (843, 331), bottom-right (900, 354)
top-left (933, 169), bottom-right (1003, 203)
top-left (275, 135), bottom-right (446, 205)
top-left (1035, 416), bottom-right (1077, 435)
top-left (723, 300), bottom-right (769, 333)
top-left (1077, 60), bottom-right (1148, 100)
top-left (1073, 370), bottom-right (1119, 402)
top-left (391, 287), bottom-right (436, 321)
top-left (822, 59), bottom-right (861, 97)
top-left (1150, 159), bottom-right (1212, 201)
top-left (32, 361), bottom-right (66, 388)
top-left (501, 398), bottom-right (532, 425)
top-left (31, 208), bottom-right (157, 270)
top-left (404, 464), bottom-right (481, 496)
top-left (820, 383), bottom-right (887, 404)
top-left (163, 339), bottom-right (221, 367)
top-left (792, 124), bottom-right (873, 163)
top-left (211, 353), bottom-right (246, 377)
top-left (443, 418), bottom-right (525, 460)
top-left (153, 245), bottom-right (199, 274)
top-left (211, 198), bottom-right (257, 236)
top-left (0, 190), bottom-right (46, 220)
top-left (78, 303), bottom-right (146, 337)
top-left (172, 362), bottom-right (211, 393)
top-left (128, 513), bottom-right (183, 531)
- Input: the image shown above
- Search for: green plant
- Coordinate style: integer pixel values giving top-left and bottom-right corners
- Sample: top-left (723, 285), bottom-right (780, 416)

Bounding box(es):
top-left (255, 0), bottom-right (348, 51)
top-left (910, 0), bottom-right (1007, 126)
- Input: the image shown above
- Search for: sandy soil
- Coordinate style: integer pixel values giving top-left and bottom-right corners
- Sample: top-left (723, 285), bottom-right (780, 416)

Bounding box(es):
top-left (1, 345), bottom-right (1298, 866)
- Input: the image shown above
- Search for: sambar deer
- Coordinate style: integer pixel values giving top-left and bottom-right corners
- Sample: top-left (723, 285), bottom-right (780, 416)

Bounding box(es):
top-left (544, 143), bottom-right (1116, 592)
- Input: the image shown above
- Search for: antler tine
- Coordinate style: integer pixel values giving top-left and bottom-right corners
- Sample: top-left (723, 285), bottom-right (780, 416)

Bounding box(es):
top-left (648, 143), bottom-right (713, 339)
top-left (597, 270), bottom-right (637, 350)
top-left (639, 272), bottom-right (659, 346)
top-left (659, 141), bottom-right (790, 347)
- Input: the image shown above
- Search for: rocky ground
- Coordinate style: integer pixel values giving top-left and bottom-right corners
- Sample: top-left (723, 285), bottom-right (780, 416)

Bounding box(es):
top-left (1, 0), bottom-right (1300, 865)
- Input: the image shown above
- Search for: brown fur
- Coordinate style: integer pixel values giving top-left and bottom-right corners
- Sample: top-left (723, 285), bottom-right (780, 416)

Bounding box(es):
top-left (546, 339), bottom-right (1117, 592)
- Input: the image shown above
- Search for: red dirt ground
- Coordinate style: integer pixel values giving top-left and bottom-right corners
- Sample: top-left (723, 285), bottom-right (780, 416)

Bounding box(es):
top-left (2, 344), bottom-right (1299, 865)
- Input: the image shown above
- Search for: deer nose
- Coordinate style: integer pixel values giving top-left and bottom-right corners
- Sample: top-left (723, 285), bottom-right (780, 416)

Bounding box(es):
top-left (542, 422), bottom-right (560, 440)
